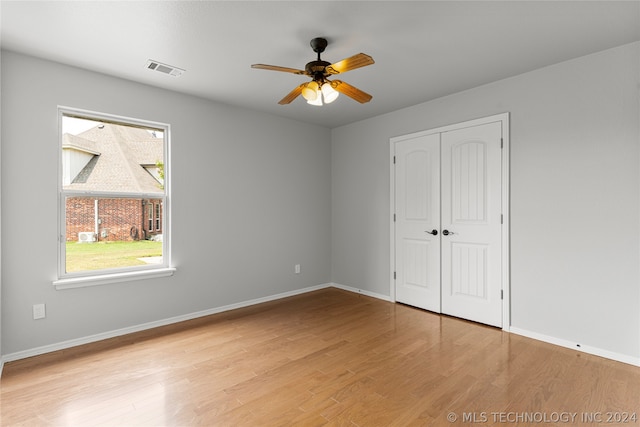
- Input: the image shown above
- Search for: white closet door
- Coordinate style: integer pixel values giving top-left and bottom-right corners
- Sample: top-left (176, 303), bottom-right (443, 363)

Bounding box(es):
top-left (394, 133), bottom-right (441, 312)
top-left (440, 122), bottom-right (503, 327)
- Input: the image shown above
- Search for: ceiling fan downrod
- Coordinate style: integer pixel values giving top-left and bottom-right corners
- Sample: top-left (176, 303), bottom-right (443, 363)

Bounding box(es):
top-left (306, 38), bottom-right (331, 79)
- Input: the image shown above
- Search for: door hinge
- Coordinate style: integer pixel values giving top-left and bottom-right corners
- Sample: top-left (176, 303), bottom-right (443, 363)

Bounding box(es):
top-left (393, 155), bottom-right (396, 164)
top-left (501, 214), bottom-right (503, 224)
top-left (393, 213), bottom-right (396, 222)
top-left (501, 290), bottom-right (504, 300)
top-left (394, 271), bottom-right (397, 280)
top-left (500, 138), bottom-right (503, 149)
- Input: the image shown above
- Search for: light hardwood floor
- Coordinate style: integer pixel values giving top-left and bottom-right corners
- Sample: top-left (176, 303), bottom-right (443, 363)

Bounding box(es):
top-left (1, 288), bottom-right (639, 426)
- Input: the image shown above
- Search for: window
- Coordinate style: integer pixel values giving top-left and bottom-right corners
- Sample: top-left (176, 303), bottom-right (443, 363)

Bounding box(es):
top-left (155, 203), bottom-right (161, 231)
top-left (147, 204), bottom-right (154, 232)
top-left (55, 107), bottom-right (174, 289)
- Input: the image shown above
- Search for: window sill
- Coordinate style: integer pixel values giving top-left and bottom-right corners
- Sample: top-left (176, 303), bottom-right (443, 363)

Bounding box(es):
top-left (53, 267), bottom-right (176, 290)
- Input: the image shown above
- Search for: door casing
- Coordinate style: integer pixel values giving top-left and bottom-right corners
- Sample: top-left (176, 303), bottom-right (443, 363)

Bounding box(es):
top-left (389, 113), bottom-right (510, 331)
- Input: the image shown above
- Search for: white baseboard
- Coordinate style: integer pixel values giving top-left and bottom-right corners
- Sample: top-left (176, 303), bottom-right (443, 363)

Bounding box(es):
top-left (330, 282), bottom-right (393, 302)
top-left (4, 285), bottom-right (636, 369)
top-left (1, 283), bottom-right (332, 365)
top-left (509, 327), bottom-right (640, 367)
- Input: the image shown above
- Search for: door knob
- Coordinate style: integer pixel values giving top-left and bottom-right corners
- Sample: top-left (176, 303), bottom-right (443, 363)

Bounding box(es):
top-left (442, 229), bottom-right (454, 236)
top-left (425, 229), bottom-right (438, 236)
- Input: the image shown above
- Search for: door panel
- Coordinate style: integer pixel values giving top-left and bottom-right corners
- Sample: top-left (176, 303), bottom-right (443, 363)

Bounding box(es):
top-left (441, 122), bottom-right (502, 327)
top-left (451, 141), bottom-right (486, 223)
top-left (394, 134), bottom-right (441, 312)
top-left (451, 242), bottom-right (488, 298)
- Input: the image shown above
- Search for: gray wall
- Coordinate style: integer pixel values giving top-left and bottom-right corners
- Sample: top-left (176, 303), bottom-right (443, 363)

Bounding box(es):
top-left (1, 51), bottom-right (332, 355)
top-left (2, 41), bottom-right (639, 363)
top-left (332, 42), bottom-right (640, 360)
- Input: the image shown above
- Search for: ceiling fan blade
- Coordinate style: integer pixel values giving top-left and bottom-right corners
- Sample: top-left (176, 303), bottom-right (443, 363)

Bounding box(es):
top-left (325, 53), bottom-right (374, 75)
top-left (278, 84), bottom-right (305, 105)
top-left (331, 80), bottom-right (372, 103)
top-left (251, 64), bottom-right (307, 75)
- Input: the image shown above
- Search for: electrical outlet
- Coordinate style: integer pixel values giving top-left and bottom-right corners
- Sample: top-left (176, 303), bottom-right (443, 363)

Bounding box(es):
top-left (33, 303), bottom-right (46, 320)
top-left (295, 264), bottom-right (301, 274)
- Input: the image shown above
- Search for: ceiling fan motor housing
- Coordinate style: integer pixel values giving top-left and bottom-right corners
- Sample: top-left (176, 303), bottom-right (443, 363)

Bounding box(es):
top-left (305, 60), bottom-right (331, 80)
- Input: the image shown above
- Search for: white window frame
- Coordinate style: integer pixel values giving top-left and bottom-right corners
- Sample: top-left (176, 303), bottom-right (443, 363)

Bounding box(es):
top-left (54, 106), bottom-right (174, 290)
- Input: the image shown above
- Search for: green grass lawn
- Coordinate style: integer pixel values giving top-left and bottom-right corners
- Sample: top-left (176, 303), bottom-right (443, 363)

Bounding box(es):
top-left (66, 240), bottom-right (163, 273)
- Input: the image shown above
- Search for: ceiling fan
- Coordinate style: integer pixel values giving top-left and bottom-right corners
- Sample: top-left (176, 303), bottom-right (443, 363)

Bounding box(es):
top-left (251, 37), bottom-right (374, 106)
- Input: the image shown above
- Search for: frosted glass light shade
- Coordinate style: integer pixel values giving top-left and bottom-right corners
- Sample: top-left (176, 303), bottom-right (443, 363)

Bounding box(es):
top-left (301, 81), bottom-right (319, 101)
top-left (321, 83), bottom-right (339, 104)
top-left (307, 91), bottom-right (323, 106)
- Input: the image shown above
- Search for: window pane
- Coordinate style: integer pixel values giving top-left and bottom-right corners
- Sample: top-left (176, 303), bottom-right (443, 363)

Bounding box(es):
top-left (155, 203), bottom-right (161, 231)
top-left (62, 117), bottom-right (164, 194)
top-left (148, 204), bottom-right (153, 231)
top-left (65, 196), bottom-right (163, 273)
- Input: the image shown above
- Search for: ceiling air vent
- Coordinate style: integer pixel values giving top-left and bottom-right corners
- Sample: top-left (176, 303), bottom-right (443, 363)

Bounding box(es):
top-left (145, 60), bottom-right (184, 77)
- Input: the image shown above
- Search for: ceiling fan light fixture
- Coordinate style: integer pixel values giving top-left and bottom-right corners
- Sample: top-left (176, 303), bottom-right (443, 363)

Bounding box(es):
top-left (301, 81), bottom-right (319, 101)
top-left (321, 82), bottom-right (339, 104)
top-left (307, 91), bottom-right (323, 106)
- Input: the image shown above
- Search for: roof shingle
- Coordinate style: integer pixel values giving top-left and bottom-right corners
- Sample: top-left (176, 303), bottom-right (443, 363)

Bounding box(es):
top-left (63, 123), bottom-right (164, 194)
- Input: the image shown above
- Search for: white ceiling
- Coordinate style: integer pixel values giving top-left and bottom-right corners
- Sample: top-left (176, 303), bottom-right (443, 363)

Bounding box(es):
top-left (2, 1), bottom-right (639, 128)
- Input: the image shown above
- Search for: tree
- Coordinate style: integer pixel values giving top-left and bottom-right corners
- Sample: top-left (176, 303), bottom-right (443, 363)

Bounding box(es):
top-left (156, 160), bottom-right (165, 189)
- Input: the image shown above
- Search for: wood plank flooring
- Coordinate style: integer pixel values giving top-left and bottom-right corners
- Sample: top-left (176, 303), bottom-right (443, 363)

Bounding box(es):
top-left (1, 288), bottom-right (639, 426)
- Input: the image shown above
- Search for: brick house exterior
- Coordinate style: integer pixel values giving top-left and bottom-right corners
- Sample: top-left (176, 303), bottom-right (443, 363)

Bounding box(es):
top-left (65, 197), bottom-right (163, 242)
top-left (63, 122), bottom-right (164, 242)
